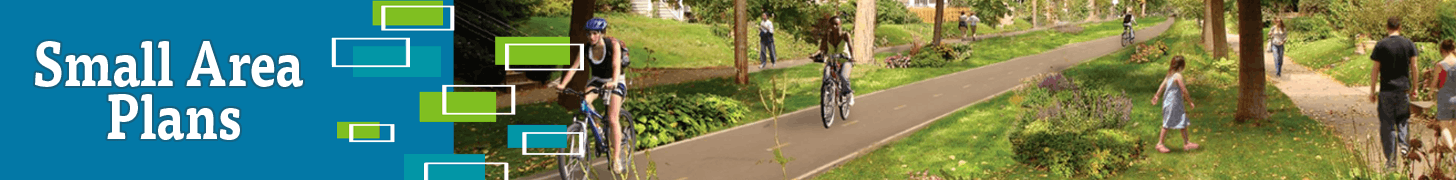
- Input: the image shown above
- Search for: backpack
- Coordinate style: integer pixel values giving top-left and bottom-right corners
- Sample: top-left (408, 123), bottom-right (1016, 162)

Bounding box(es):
top-left (607, 37), bottom-right (632, 68)
top-left (1123, 14), bottom-right (1133, 24)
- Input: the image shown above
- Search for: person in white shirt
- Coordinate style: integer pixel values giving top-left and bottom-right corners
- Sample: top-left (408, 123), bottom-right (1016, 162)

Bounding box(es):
top-left (759, 12), bottom-right (777, 68)
top-left (969, 12), bottom-right (981, 40)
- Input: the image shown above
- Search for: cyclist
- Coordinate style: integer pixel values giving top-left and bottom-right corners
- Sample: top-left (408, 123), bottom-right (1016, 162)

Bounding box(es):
top-left (554, 17), bottom-right (630, 173)
top-left (812, 13), bottom-right (856, 105)
top-left (1122, 8), bottom-right (1137, 40)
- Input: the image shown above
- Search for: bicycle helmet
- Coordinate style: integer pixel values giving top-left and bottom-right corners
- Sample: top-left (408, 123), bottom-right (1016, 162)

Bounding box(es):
top-left (585, 18), bottom-right (608, 31)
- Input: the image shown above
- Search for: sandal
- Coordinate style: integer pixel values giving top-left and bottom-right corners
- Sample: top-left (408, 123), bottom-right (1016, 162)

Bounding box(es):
top-left (1156, 143), bottom-right (1170, 153)
top-left (1184, 143), bottom-right (1200, 151)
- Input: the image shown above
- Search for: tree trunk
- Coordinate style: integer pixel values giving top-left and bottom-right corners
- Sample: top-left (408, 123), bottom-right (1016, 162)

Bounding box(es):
top-left (931, 0), bottom-right (945, 45)
top-left (1209, 0), bottom-right (1227, 59)
top-left (1032, 0), bottom-right (1038, 27)
top-left (733, 0), bottom-right (748, 84)
top-left (1202, 0), bottom-right (1212, 46)
top-left (559, 0), bottom-right (598, 110)
top-left (1235, 0), bottom-right (1266, 122)
top-left (854, 0), bottom-right (876, 63)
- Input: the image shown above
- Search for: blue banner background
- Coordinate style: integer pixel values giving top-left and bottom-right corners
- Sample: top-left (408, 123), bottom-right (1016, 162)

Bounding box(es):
top-left (0, 0), bottom-right (458, 179)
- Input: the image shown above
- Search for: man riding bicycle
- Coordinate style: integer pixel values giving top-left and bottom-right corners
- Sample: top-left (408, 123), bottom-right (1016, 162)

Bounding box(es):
top-left (554, 17), bottom-right (630, 173)
top-left (813, 13), bottom-right (856, 105)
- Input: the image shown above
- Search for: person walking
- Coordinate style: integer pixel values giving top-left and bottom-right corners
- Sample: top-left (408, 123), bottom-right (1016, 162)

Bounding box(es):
top-left (958, 11), bottom-right (970, 40)
top-left (1269, 18), bottom-right (1288, 76)
top-left (759, 12), bottom-right (777, 68)
top-left (1369, 17), bottom-right (1420, 170)
top-left (969, 11), bottom-right (981, 41)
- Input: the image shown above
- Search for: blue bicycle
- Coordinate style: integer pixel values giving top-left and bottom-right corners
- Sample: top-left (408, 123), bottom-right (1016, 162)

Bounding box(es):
top-left (556, 87), bottom-right (637, 180)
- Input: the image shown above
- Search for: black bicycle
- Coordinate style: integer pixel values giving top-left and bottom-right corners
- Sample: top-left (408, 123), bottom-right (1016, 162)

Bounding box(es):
top-left (556, 87), bottom-right (637, 180)
top-left (815, 54), bottom-right (853, 129)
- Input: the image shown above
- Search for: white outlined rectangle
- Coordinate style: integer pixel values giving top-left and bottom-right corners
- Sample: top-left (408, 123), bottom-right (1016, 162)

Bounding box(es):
top-left (521, 132), bottom-right (586, 156)
top-left (382, 5), bottom-right (455, 31)
top-left (348, 124), bottom-right (396, 142)
top-left (331, 38), bottom-right (411, 67)
top-left (423, 162), bottom-right (508, 180)
top-left (503, 43), bottom-right (585, 71)
top-left (441, 85), bottom-right (515, 115)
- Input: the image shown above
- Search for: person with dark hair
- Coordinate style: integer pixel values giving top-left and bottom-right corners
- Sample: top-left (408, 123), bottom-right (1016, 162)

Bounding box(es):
top-left (814, 13), bottom-right (856, 105)
top-left (759, 12), bottom-right (777, 68)
top-left (1151, 55), bottom-right (1197, 153)
top-left (1269, 18), bottom-right (1288, 76)
top-left (1370, 16), bottom-right (1419, 170)
top-left (959, 11), bottom-right (970, 39)
top-left (1432, 39), bottom-right (1456, 155)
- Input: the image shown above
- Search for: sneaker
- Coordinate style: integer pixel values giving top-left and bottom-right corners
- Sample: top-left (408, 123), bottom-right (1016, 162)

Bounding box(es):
top-left (1184, 143), bottom-right (1200, 151)
top-left (611, 157), bottom-right (626, 173)
top-left (848, 94), bottom-right (856, 106)
top-left (1155, 143), bottom-right (1170, 153)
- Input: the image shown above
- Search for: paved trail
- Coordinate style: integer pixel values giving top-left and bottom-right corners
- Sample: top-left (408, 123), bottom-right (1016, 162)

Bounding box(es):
top-left (1260, 38), bottom-right (1440, 174)
top-left (520, 18), bottom-right (1174, 180)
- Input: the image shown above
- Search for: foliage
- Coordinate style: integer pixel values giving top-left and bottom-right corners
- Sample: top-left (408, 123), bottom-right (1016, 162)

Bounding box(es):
top-left (876, 0), bottom-right (922, 24)
top-left (624, 92), bottom-right (750, 148)
top-left (598, 0), bottom-right (633, 13)
top-left (907, 43), bottom-right (969, 68)
top-left (1211, 56), bottom-right (1238, 73)
top-left (530, 0), bottom-right (571, 17)
top-left (1127, 41), bottom-right (1168, 64)
top-left (1440, 0), bottom-right (1456, 42)
top-left (1343, 0), bottom-right (1441, 42)
top-left (956, 0), bottom-right (1012, 24)
top-left (1285, 16), bottom-right (1341, 44)
top-left (1008, 73), bottom-right (1142, 178)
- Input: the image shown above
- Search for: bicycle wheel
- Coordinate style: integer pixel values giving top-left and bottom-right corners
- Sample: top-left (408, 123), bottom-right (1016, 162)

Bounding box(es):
top-left (557, 121), bottom-right (591, 180)
top-left (821, 79), bottom-right (837, 129)
top-left (839, 89), bottom-right (852, 120)
top-left (614, 111), bottom-right (638, 178)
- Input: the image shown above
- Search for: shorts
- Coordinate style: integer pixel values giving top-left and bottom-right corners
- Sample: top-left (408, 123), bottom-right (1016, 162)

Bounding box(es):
top-left (958, 22), bottom-right (968, 28)
top-left (587, 76), bottom-right (627, 99)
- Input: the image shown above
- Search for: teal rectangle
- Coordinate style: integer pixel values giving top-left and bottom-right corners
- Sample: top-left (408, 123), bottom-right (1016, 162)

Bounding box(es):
top-left (494, 37), bottom-right (572, 65)
top-left (351, 46), bottom-right (441, 77)
top-left (403, 154), bottom-right (491, 180)
top-left (506, 125), bottom-right (568, 148)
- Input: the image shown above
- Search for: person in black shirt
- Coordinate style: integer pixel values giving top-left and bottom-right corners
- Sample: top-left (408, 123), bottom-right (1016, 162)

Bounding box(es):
top-left (1369, 16), bottom-right (1420, 170)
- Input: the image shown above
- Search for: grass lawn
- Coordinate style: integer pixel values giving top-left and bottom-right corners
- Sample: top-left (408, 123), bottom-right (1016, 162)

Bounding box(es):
top-left (875, 18), bottom-right (1037, 47)
top-left (1285, 36), bottom-right (1441, 87)
top-left (817, 20), bottom-right (1366, 179)
top-left (516, 14), bottom-right (816, 68)
top-left (456, 17), bottom-right (1168, 178)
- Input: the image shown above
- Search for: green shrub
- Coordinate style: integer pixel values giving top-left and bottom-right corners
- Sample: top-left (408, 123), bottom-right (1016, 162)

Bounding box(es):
top-left (624, 92), bottom-right (750, 148)
top-left (598, 0), bottom-right (632, 13)
top-left (530, 0), bottom-right (571, 17)
top-left (1008, 74), bottom-right (1142, 178)
top-left (1286, 16), bottom-right (1338, 43)
top-left (1440, 0), bottom-right (1456, 41)
top-left (907, 44), bottom-right (959, 68)
top-left (875, 0), bottom-right (920, 24)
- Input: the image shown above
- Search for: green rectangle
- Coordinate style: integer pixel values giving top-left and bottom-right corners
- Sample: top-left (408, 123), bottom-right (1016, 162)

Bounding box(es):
top-left (494, 37), bottom-right (572, 65)
top-left (419, 92), bottom-right (497, 122)
top-left (373, 1), bottom-right (444, 26)
top-left (336, 122), bottom-right (380, 139)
